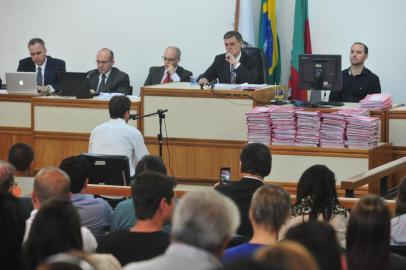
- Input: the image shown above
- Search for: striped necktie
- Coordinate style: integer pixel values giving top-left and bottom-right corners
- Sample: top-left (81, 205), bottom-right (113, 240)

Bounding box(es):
top-left (230, 64), bottom-right (236, 84)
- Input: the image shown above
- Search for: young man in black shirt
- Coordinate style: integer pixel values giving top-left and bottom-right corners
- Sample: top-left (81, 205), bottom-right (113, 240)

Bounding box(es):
top-left (329, 42), bottom-right (381, 102)
top-left (97, 171), bottom-right (176, 265)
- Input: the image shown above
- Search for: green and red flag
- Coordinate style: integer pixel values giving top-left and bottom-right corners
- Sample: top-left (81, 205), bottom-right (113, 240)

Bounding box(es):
top-left (258, 0), bottom-right (281, 84)
top-left (289, 0), bottom-right (312, 101)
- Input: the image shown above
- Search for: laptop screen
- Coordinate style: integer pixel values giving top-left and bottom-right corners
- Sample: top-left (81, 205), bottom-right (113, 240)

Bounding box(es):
top-left (56, 72), bottom-right (90, 97)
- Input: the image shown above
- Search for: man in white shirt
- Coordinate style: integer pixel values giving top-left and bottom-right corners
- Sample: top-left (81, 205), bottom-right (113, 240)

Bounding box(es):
top-left (24, 167), bottom-right (97, 252)
top-left (88, 95), bottom-right (149, 176)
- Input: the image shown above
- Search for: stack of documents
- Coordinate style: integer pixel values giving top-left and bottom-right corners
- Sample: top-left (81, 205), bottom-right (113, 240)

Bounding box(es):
top-left (346, 116), bottom-right (380, 149)
top-left (320, 112), bottom-right (347, 148)
top-left (337, 108), bottom-right (370, 117)
top-left (360, 94), bottom-right (393, 109)
top-left (270, 106), bottom-right (297, 145)
top-left (294, 110), bottom-right (321, 147)
top-left (246, 106), bottom-right (276, 145)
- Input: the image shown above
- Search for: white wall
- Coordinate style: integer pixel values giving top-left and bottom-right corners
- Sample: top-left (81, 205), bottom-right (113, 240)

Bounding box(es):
top-left (1, 0), bottom-right (406, 102)
top-left (0, 0), bottom-right (236, 95)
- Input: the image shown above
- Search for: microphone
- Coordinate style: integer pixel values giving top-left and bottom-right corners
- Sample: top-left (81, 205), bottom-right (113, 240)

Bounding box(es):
top-left (129, 114), bottom-right (138, 120)
top-left (157, 109), bottom-right (168, 114)
top-left (207, 79), bottom-right (217, 89)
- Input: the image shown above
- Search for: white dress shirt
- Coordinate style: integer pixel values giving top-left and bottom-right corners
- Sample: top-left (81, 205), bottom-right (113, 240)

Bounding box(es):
top-left (88, 118), bottom-right (149, 176)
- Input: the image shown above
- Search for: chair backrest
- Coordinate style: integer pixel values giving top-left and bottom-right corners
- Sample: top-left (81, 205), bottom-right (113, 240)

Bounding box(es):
top-left (242, 47), bottom-right (269, 84)
top-left (389, 245), bottom-right (406, 257)
top-left (80, 153), bottom-right (131, 186)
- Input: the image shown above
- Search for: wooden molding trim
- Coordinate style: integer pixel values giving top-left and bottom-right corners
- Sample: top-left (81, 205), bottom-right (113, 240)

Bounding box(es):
top-left (145, 137), bottom-right (247, 148)
top-left (0, 127), bottom-right (32, 134)
top-left (142, 87), bottom-right (254, 100)
top-left (0, 94), bottom-right (35, 102)
top-left (34, 131), bottom-right (90, 141)
top-left (32, 97), bottom-right (140, 110)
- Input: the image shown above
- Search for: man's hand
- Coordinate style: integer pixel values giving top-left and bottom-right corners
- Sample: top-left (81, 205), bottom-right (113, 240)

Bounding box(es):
top-left (37, 86), bottom-right (50, 95)
top-left (198, 78), bottom-right (209, 85)
top-left (167, 64), bottom-right (176, 75)
top-left (225, 53), bottom-right (239, 65)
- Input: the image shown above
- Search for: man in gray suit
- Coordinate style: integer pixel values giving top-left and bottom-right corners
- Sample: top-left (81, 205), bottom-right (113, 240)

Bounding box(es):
top-left (144, 46), bottom-right (192, 86)
top-left (87, 48), bottom-right (132, 95)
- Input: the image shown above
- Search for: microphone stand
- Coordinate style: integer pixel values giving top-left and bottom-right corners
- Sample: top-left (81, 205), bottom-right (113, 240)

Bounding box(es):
top-left (130, 109), bottom-right (168, 158)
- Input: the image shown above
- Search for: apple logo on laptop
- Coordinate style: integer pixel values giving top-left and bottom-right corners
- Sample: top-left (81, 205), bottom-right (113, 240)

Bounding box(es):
top-left (18, 80), bottom-right (24, 86)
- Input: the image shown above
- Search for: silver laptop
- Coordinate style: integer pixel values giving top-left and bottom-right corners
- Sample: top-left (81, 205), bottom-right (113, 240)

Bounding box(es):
top-left (6, 72), bottom-right (38, 94)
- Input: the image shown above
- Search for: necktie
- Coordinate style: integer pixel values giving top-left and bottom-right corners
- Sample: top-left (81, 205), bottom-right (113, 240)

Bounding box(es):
top-left (230, 64), bottom-right (236, 84)
top-left (37, 67), bottom-right (43, 86)
top-left (98, 74), bottom-right (107, 92)
top-left (162, 72), bottom-right (171, 84)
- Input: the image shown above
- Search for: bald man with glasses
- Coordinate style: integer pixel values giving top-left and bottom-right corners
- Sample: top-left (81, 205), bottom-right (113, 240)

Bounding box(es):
top-left (144, 46), bottom-right (192, 86)
top-left (87, 48), bottom-right (132, 95)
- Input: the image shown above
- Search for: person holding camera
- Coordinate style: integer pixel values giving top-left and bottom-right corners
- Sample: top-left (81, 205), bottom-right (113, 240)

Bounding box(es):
top-left (198, 31), bottom-right (259, 85)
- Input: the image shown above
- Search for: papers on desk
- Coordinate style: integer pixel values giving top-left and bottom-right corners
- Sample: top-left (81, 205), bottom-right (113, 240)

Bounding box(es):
top-left (320, 112), bottom-right (346, 148)
top-left (215, 83), bottom-right (267, 90)
top-left (295, 110), bottom-right (321, 147)
top-left (270, 106), bottom-right (297, 146)
top-left (246, 106), bottom-right (276, 145)
top-left (360, 93), bottom-right (393, 109)
top-left (346, 116), bottom-right (380, 148)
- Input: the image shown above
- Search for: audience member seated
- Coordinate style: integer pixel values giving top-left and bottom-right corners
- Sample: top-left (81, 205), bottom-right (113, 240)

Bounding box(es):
top-left (111, 155), bottom-right (168, 232)
top-left (0, 192), bottom-right (26, 270)
top-left (255, 241), bottom-right (319, 270)
top-left (24, 167), bottom-right (97, 252)
top-left (7, 143), bottom-right (35, 213)
top-left (346, 195), bottom-right (406, 270)
top-left (37, 251), bottom-right (121, 270)
top-left (89, 95), bottom-right (149, 177)
top-left (23, 198), bottom-right (84, 270)
top-left (17, 37), bottom-right (66, 91)
top-left (279, 165), bottom-right (349, 248)
top-left (97, 171), bottom-right (175, 265)
top-left (391, 177), bottom-right (406, 246)
top-left (222, 184), bottom-right (290, 264)
top-left (87, 48), bottom-right (132, 95)
top-left (198, 31), bottom-right (259, 85)
top-left (0, 160), bottom-right (32, 219)
top-left (60, 155), bottom-right (113, 240)
top-left (285, 221), bottom-right (343, 270)
top-left (216, 143), bottom-right (272, 238)
top-left (124, 190), bottom-right (240, 270)
top-left (144, 46), bottom-right (192, 86)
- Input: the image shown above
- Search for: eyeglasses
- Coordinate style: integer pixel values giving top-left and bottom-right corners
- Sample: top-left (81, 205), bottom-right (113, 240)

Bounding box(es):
top-left (162, 56), bottom-right (177, 62)
top-left (96, 60), bottom-right (112, 65)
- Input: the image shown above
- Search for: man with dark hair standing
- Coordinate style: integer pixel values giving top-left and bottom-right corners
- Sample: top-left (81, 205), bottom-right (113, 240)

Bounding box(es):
top-left (144, 46), bottom-right (193, 86)
top-left (89, 95), bottom-right (148, 176)
top-left (59, 155), bottom-right (112, 240)
top-left (97, 171), bottom-right (176, 265)
top-left (198, 31), bottom-right (259, 85)
top-left (329, 42), bottom-right (381, 102)
top-left (17, 38), bottom-right (66, 90)
top-left (216, 143), bottom-right (272, 237)
top-left (87, 48), bottom-right (132, 95)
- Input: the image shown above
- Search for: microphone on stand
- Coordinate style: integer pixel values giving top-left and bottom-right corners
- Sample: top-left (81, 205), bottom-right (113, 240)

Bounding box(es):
top-left (129, 114), bottom-right (138, 120)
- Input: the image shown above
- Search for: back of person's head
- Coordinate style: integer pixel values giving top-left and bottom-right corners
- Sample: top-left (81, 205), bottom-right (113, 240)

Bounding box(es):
top-left (34, 167), bottom-right (70, 204)
top-left (250, 184), bottom-right (290, 233)
top-left (24, 198), bottom-right (83, 270)
top-left (285, 221), bottom-right (342, 270)
top-left (240, 143), bottom-right (272, 178)
top-left (0, 160), bottom-right (15, 193)
top-left (395, 176), bottom-right (406, 216)
top-left (171, 190), bottom-right (240, 255)
top-left (255, 241), bottom-right (319, 270)
top-left (223, 31), bottom-right (243, 43)
top-left (7, 143), bottom-right (34, 172)
top-left (134, 155), bottom-right (167, 177)
top-left (132, 171), bottom-right (176, 220)
top-left (346, 195), bottom-right (390, 270)
top-left (109, 95), bottom-right (131, 119)
top-left (296, 165), bottom-right (339, 220)
top-left (59, 156), bottom-right (90, 194)
top-left (0, 192), bottom-right (26, 270)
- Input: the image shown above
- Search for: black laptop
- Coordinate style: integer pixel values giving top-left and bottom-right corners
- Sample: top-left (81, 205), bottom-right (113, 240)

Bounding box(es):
top-left (56, 72), bottom-right (92, 98)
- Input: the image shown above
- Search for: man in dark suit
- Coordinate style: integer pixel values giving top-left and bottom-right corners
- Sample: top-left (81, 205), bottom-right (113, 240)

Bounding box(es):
top-left (198, 31), bottom-right (259, 85)
top-left (87, 48), bottom-right (132, 95)
top-left (144, 46), bottom-right (192, 86)
top-left (17, 38), bottom-right (66, 91)
top-left (215, 143), bottom-right (272, 238)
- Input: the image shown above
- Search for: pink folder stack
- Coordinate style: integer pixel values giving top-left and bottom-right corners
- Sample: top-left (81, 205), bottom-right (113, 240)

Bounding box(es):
top-left (360, 94), bottom-right (393, 109)
top-left (270, 106), bottom-right (298, 145)
top-left (294, 110), bottom-right (321, 147)
top-left (319, 112), bottom-right (347, 148)
top-left (246, 106), bottom-right (276, 145)
top-left (345, 116), bottom-right (380, 149)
